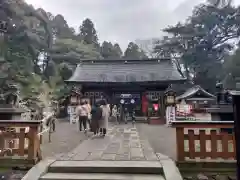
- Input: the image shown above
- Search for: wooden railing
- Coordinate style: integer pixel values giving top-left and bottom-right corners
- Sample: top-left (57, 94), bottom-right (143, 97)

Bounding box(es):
top-left (171, 121), bottom-right (235, 162)
top-left (0, 120), bottom-right (42, 168)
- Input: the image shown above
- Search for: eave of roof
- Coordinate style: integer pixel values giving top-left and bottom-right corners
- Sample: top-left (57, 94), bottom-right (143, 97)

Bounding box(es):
top-left (185, 97), bottom-right (215, 101)
top-left (176, 85), bottom-right (216, 101)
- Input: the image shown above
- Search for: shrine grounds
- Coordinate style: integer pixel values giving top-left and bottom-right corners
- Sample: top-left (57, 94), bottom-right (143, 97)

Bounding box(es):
top-left (39, 120), bottom-right (177, 160)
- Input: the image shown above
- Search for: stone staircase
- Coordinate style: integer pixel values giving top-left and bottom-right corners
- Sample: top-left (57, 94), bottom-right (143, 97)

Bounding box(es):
top-left (39, 160), bottom-right (165, 180)
top-left (22, 125), bottom-right (183, 180)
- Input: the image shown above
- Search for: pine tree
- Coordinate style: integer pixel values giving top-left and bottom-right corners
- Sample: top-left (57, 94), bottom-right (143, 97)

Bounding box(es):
top-left (124, 42), bottom-right (147, 59)
top-left (79, 18), bottom-right (99, 48)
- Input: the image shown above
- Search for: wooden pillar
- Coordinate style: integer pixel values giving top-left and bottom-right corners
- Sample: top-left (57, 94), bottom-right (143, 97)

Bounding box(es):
top-left (160, 92), bottom-right (165, 121)
top-left (232, 91), bottom-right (240, 179)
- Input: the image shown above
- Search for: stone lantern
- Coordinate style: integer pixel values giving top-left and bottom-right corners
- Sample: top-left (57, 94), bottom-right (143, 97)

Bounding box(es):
top-left (0, 85), bottom-right (25, 120)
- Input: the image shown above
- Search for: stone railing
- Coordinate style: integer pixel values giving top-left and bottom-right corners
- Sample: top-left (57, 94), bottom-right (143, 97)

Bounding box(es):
top-left (0, 120), bottom-right (42, 168)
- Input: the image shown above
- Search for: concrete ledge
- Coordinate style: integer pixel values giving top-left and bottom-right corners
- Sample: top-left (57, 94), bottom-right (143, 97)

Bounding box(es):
top-left (21, 158), bottom-right (56, 180)
top-left (177, 160), bottom-right (236, 174)
top-left (40, 172), bottom-right (165, 180)
top-left (156, 153), bottom-right (183, 180)
top-left (49, 160), bottom-right (163, 174)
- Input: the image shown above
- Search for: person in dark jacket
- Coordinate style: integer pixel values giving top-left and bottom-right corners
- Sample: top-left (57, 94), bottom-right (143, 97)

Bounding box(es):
top-left (91, 102), bottom-right (102, 136)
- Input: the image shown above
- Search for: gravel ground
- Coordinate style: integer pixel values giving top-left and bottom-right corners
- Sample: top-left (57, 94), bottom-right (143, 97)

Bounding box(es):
top-left (136, 123), bottom-right (177, 160)
top-left (183, 173), bottom-right (236, 180)
top-left (0, 170), bottom-right (27, 180)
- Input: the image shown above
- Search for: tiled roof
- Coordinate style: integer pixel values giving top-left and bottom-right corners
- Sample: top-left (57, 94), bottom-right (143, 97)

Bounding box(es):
top-left (176, 85), bottom-right (216, 101)
top-left (66, 59), bottom-right (185, 83)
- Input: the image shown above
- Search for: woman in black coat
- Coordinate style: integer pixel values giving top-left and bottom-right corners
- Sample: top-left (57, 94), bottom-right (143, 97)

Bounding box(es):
top-left (91, 103), bottom-right (102, 136)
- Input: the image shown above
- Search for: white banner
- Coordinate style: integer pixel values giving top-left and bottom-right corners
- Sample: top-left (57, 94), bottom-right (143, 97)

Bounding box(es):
top-left (166, 106), bottom-right (176, 125)
top-left (68, 106), bottom-right (77, 124)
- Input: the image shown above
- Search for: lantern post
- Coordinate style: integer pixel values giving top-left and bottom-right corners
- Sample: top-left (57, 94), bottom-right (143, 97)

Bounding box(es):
top-left (68, 89), bottom-right (81, 124)
top-left (164, 86), bottom-right (176, 126)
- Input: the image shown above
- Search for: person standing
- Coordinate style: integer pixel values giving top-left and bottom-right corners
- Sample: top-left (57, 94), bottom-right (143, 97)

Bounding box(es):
top-left (112, 105), bottom-right (118, 124)
top-left (85, 100), bottom-right (91, 129)
top-left (91, 102), bottom-right (102, 136)
top-left (76, 101), bottom-right (88, 133)
top-left (99, 99), bottom-right (110, 137)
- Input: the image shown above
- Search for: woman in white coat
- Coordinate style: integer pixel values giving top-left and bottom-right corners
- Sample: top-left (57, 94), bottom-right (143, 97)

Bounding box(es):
top-left (99, 99), bottom-right (110, 136)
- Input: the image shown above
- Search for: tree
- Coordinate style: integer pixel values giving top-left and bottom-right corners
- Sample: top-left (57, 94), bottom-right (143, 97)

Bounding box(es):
top-left (223, 48), bottom-right (240, 89)
top-left (101, 41), bottom-right (114, 59)
top-left (79, 18), bottom-right (99, 48)
top-left (51, 14), bottom-right (74, 39)
top-left (154, 36), bottom-right (184, 76)
top-left (0, 1), bottom-right (47, 86)
top-left (0, 1), bottom-right (67, 109)
top-left (154, 0), bottom-right (240, 92)
top-left (51, 38), bottom-right (101, 63)
top-left (113, 43), bottom-right (123, 57)
top-left (124, 42), bottom-right (147, 59)
top-left (135, 38), bottom-right (159, 58)
top-left (100, 41), bottom-right (122, 59)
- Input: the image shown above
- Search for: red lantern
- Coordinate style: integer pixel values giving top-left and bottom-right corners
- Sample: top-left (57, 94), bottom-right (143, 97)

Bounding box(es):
top-left (153, 104), bottom-right (159, 111)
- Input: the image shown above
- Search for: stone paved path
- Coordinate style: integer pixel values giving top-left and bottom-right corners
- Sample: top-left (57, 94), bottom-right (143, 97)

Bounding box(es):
top-left (136, 124), bottom-right (176, 160)
top-left (57, 124), bottom-right (158, 161)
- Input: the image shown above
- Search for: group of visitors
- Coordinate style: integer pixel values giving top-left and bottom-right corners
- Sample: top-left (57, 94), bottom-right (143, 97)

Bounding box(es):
top-left (76, 99), bottom-right (110, 137)
top-left (111, 104), bottom-right (136, 124)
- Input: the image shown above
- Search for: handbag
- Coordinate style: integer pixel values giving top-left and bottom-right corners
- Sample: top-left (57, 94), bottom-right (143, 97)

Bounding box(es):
top-left (88, 113), bottom-right (92, 119)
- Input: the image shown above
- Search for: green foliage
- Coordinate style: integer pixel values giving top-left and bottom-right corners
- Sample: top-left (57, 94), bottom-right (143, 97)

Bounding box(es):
top-left (51, 38), bottom-right (101, 64)
top-left (0, 1), bottom-right (101, 110)
top-left (4, 0), bottom-right (240, 110)
top-left (154, 0), bottom-right (240, 92)
top-left (124, 42), bottom-right (147, 59)
top-left (100, 41), bottom-right (122, 59)
top-left (79, 18), bottom-right (99, 48)
top-left (223, 49), bottom-right (240, 89)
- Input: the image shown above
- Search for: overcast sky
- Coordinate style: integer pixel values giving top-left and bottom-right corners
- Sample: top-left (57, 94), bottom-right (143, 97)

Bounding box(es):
top-left (25, 0), bottom-right (240, 49)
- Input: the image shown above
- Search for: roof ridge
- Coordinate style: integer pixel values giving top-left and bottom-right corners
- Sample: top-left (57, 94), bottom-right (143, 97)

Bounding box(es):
top-left (79, 58), bottom-right (172, 64)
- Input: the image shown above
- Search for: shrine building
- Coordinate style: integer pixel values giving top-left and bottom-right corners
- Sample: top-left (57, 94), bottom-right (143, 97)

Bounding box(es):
top-left (66, 58), bottom-right (185, 120)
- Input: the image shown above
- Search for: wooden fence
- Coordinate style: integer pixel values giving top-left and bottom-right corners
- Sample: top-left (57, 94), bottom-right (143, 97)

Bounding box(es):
top-left (0, 120), bottom-right (42, 168)
top-left (171, 121), bottom-right (235, 161)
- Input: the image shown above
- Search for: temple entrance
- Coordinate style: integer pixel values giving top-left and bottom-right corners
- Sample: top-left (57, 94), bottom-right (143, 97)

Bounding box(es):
top-left (81, 89), bottom-right (166, 120)
top-left (112, 92), bottom-right (142, 115)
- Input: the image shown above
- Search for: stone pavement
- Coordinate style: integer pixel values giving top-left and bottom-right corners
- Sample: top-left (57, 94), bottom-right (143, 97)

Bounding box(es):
top-left (40, 120), bottom-right (88, 158)
top-left (57, 124), bottom-right (159, 161)
top-left (136, 123), bottom-right (177, 160)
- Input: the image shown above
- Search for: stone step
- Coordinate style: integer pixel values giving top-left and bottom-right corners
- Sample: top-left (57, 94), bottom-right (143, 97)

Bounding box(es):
top-left (40, 173), bottom-right (165, 180)
top-left (48, 161), bottom-right (163, 174)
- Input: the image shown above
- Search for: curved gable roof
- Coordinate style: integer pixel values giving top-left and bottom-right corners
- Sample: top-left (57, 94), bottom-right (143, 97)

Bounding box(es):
top-left (176, 85), bottom-right (216, 101)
